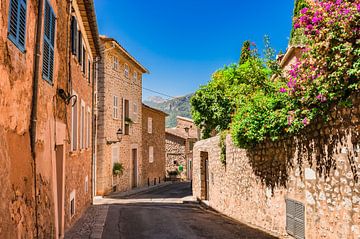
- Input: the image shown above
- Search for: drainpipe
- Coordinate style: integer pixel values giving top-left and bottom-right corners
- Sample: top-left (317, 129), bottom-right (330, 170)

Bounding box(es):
top-left (30, 0), bottom-right (44, 238)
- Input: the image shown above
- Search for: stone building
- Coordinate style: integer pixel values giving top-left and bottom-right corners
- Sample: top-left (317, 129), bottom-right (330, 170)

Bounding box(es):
top-left (192, 47), bottom-right (360, 239)
top-left (165, 116), bottom-right (199, 180)
top-left (0, 0), bottom-right (99, 238)
top-left (141, 104), bottom-right (168, 187)
top-left (65, 0), bottom-right (100, 233)
top-left (96, 36), bottom-right (148, 195)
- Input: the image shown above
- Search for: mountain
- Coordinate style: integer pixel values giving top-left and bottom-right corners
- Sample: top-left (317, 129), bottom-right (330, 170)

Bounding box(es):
top-left (144, 94), bottom-right (193, 128)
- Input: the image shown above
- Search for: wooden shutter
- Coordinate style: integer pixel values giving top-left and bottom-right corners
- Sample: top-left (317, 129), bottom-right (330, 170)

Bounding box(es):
top-left (286, 199), bottom-right (305, 239)
top-left (8, 0), bottom-right (27, 51)
top-left (71, 16), bottom-right (77, 55)
top-left (42, 0), bottom-right (55, 82)
top-left (78, 31), bottom-right (82, 63)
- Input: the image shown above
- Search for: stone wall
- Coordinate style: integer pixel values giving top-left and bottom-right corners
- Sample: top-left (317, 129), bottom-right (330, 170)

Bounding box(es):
top-left (165, 134), bottom-right (187, 179)
top-left (141, 105), bottom-right (166, 186)
top-left (193, 94), bottom-right (360, 238)
top-left (96, 38), bottom-right (144, 195)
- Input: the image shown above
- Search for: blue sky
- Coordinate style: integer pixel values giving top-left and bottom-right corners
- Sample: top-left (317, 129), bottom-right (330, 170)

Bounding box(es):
top-left (94, 1), bottom-right (295, 100)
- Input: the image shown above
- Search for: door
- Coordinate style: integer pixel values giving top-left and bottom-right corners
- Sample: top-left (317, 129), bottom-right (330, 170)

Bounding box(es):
top-left (56, 145), bottom-right (64, 238)
top-left (132, 148), bottom-right (138, 188)
top-left (205, 159), bottom-right (209, 200)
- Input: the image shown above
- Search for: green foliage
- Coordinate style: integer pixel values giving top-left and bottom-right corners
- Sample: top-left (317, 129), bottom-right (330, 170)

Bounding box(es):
top-left (219, 131), bottom-right (227, 165)
top-left (113, 162), bottom-right (124, 176)
top-left (239, 40), bottom-right (251, 65)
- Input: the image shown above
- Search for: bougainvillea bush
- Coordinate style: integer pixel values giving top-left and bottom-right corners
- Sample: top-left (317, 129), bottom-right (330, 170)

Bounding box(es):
top-left (282, 0), bottom-right (360, 133)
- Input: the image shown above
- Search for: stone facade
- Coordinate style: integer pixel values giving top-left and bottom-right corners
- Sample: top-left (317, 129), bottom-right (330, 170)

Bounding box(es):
top-left (165, 117), bottom-right (199, 180)
top-left (64, 0), bottom-right (100, 233)
top-left (141, 104), bottom-right (167, 187)
top-left (96, 36), bottom-right (148, 195)
top-left (192, 48), bottom-right (360, 239)
top-left (0, 0), bottom-right (98, 237)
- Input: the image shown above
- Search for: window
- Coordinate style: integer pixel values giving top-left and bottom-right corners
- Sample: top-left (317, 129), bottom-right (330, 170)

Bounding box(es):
top-left (124, 99), bottom-right (130, 135)
top-left (82, 46), bottom-right (86, 73)
top-left (148, 117), bottom-right (153, 134)
top-left (149, 146), bottom-right (154, 163)
top-left (77, 31), bottom-right (82, 64)
top-left (133, 71), bottom-right (138, 81)
top-left (88, 57), bottom-right (91, 83)
top-left (113, 56), bottom-right (119, 70)
top-left (42, 0), bottom-right (56, 83)
top-left (80, 100), bottom-right (85, 149)
top-left (113, 96), bottom-right (118, 119)
top-left (133, 103), bottom-right (138, 121)
top-left (8, 0), bottom-right (27, 52)
top-left (124, 64), bottom-right (129, 78)
top-left (70, 190), bottom-right (75, 217)
top-left (87, 107), bottom-right (91, 148)
top-left (189, 141), bottom-right (194, 150)
top-left (85, 176), bottom-right (88, 193)
top-left (71, 92), bottom-right (78, 151)
top-left (286, 199), bottom-right (305, 239)
top-left (70, 16), bottom-right (77, 55)
top-left (112, 146), bottom-right (119, 165)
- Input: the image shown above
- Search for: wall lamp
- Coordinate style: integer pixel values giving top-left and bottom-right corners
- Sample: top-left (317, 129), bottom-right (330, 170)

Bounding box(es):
top-left (106, 128), bottom-right (123, 145)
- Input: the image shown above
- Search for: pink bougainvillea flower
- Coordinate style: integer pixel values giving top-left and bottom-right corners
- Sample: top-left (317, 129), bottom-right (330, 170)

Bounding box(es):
top-left (279, 88), bottom-right (287, 93)
top-left (300, 7), bottom-right (308, 14)
top-left (302, 117), bottom-right (308, 125)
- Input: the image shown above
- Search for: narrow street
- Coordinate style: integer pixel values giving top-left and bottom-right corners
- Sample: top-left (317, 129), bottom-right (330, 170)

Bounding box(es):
top-left (100, 182), bottom-right (276, 239)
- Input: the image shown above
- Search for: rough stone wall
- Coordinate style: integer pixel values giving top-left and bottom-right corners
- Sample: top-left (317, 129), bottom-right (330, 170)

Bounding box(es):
top-left (96, 39), bottom-right (143, 195)
top-left (176, 117), bottom-right (199, 139)
top-left (141, 106), bottom-right (166, 186)
top-left (165, 134), bottom-right (187, 179)
top-left (193, 94), bottom-right (360, 238)
top-left (64, 0), bottom-right (95, 231)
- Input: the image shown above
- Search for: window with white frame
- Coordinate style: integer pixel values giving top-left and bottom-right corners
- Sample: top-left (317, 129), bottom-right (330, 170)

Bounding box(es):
top-left (86, 107), bottom-right (91, 148)
top-left (80, 101), bottom-right (85, 149)
top-left (148, 117), bottom-right (153, 134)
top-left (149, 146), bottom-right (154, 163)
top-left (133, 71), bottom-right (138, 81)
top-left (113, 56), bottom-right (119, 70)
top-left (124, 64), bottom-right (129, 78)
top-left (113, 96), bottom-right (118, 119)
top-left (71, 91), bottom-right (78, 151)
top-left (112, 146), bottom-right (119, 165)
top-left (70, 190), bottom-right (75, 217)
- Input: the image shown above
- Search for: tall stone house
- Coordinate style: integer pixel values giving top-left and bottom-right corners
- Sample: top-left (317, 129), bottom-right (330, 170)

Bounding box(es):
top-left (96, 36), bottom-right (148, 195)
top-left (0, 0), bottom-right (99, 238)
top-left (192, 47), bottom-right (360, 239)
top-left (142, 104), bottom-right (168, 186)
top-left (165, 116), bottom-right (199, 180)
top-left (65, 0), bottom-right (100, 233)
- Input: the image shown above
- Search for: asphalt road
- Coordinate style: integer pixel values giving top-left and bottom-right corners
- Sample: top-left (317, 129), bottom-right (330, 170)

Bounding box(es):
top-left (101, 182), bottom-right (277, 239)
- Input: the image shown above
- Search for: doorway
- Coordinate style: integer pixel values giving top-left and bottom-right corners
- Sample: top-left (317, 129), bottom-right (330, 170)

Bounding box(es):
top-left (200, 151), bottom-right (209, 200)
top-left (132, 148), bottom-right (138, 188)
top-left (56, 145), bottom-right (65, 238)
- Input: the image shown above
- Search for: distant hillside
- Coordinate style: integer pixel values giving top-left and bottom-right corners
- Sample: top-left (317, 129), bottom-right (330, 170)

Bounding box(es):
top-left (143, 94), bottom-right (193, 128)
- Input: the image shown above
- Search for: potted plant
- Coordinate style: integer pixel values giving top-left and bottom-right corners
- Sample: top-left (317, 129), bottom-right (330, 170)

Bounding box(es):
top-left (113, 162), bottom-right (124, 176)
top-left (125, 117), bottom-right (133, 124)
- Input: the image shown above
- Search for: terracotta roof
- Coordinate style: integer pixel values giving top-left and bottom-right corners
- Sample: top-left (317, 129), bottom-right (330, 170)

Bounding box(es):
top-left (165, 128), bottom-right (197, 140)
top-left (100, 36), bottom-right (149, 73)
top-left (77, 0), bottom-right (101, 56)
top-left (142, 104), bottom-right (168, 116)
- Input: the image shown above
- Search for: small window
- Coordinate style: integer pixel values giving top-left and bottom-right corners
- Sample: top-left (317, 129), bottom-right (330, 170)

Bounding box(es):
top-left (77, 31), bottom-right (82, 64)
top-left (189, 141), bottom-right (194, 150)
top-left (42, 0), bottom-right (56, 83)
top-left (85, 176), bottom-right (88, 193)
top-left (113, 56), bottom-right (119, 70)
top-left (149, 146), bottom-right (154, 163)
top-left (71, 92), bottom-right (78, 151)
top-left (88, 58), bottom-right (91, 83)
top-left (8, 0), bottom-right (27, 52)
top-left (70, 190), bottom-right (75, 217)
top-left (286, 199), bottom-right (305, 239)
top-left (113, 96), bottom-right (118, 119)
top-left (133, 103), bottom-right (138, 114)
top-left (148, 117), bottom-right (153, 134)
top-left (70, 16), bottom-right (77, 55)
top-left (133, 71), bottom-right (138, 81)
top-left (124, 64), bottom-right (129, 78)
top-left (80, 101), bottom-right (85, 149)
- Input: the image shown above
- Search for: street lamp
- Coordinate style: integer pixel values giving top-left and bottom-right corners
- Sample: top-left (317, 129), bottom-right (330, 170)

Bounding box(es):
top-left (106, 128), bottom-right (123, 145)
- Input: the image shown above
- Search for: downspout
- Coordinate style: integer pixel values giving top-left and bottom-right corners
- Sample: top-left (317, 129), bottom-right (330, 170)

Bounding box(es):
top-left (30, 0), bottom-right (44, 238)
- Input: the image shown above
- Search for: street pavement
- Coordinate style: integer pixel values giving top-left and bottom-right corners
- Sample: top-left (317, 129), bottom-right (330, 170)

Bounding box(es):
top-left (65, 182), bottom-right (277, 239)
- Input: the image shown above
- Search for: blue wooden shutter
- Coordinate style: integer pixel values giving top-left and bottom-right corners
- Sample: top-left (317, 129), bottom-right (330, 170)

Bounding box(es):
top-left (8, 0), bottom-right (27, 51)
top-left (42, 0), bottom-right (56, 83)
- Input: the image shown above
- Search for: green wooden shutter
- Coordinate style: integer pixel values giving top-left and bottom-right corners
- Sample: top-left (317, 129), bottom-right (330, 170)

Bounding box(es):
top-left (78, 31), bottom-right (82, 64)
top-left (42, 0), bottom-right (56, 83)
top-left (8, 0), bottom-right (27, 51)
top-left (71, 16), bottom-right (77, 55)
